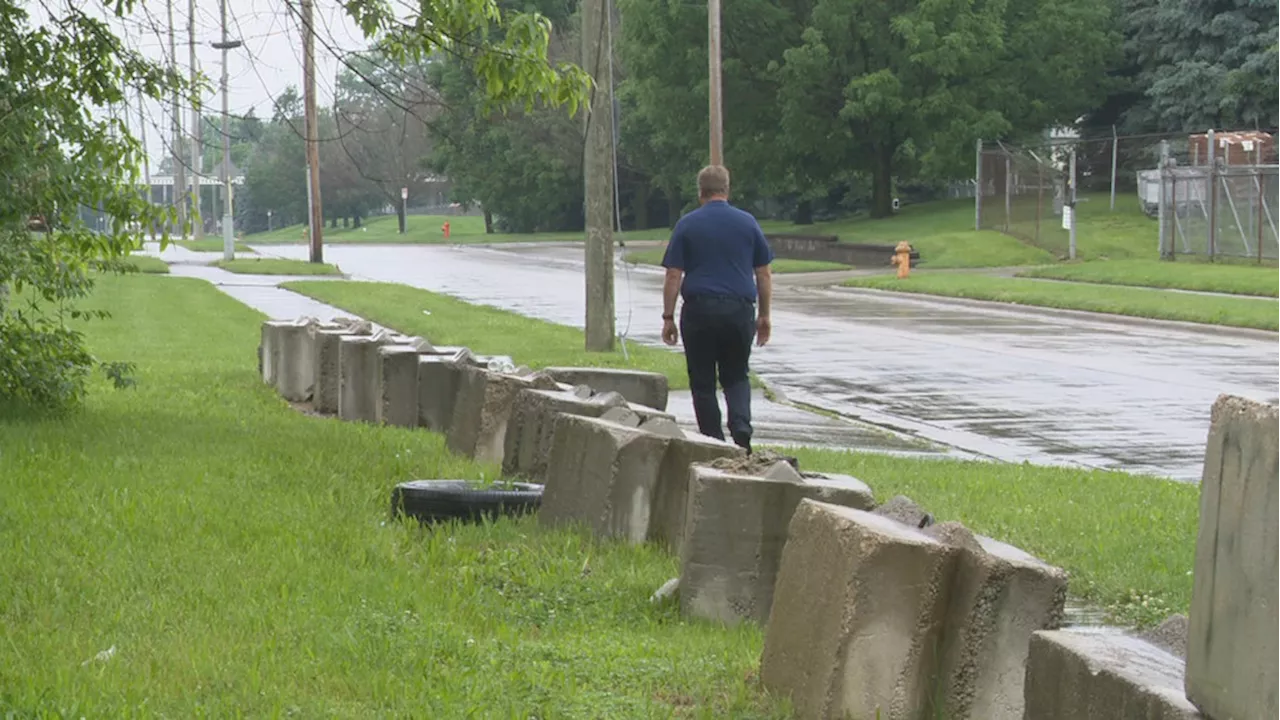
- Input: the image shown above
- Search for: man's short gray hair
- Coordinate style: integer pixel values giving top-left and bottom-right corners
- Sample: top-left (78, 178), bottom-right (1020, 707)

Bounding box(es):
top-left (697, 165), bottom-right (731, 199)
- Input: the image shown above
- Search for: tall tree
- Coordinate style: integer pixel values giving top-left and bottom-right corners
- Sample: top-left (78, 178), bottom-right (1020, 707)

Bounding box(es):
top-left (334, 54), bottom-right (442, 234)
top-left (1124, 0), bottom-right (1278, 131)
top-left (775, 0), bottom-right (1117, 218)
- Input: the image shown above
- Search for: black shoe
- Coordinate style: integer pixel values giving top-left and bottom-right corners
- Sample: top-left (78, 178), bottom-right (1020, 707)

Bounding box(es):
top-left (731, 432), bottom-right (752, 455)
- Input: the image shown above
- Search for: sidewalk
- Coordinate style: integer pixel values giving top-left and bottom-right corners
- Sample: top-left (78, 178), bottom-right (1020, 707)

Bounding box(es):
top-left (141, 248), bottom-right (963, 460)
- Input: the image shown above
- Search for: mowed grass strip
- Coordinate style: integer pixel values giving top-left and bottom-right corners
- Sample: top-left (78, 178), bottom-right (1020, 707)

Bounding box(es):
top-left (175, 238), bottom-right (254, 253)
top-left (789, 449), bottom-right (1199, 628)
top-left (0, 274), bottom-right (786, 719)
top-left (843, 273), bottom-right (1279, 330)
top-left (285, 280), bottom-right (691, 389)
top-left (1019, 259), bottom-right (1279, 297)
top-left (216, 258), bottom-right (343, 276)
top-left (122, 254), bottom-right (170, 274)
top-left (249, 215), bottom-right (672, 246)
top-left (626, 247), bottom-right (850, 274)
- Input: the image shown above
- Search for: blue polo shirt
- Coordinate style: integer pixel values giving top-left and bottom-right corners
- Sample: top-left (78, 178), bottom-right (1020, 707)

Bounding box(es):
top-left (661, 200), bottom-right (774, 301)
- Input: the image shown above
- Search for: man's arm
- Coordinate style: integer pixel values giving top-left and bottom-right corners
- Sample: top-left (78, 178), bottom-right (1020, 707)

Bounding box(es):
top-left (754, 265), bottom-right (772, 319)
top-left (663, 268), bottom-right (683, 319)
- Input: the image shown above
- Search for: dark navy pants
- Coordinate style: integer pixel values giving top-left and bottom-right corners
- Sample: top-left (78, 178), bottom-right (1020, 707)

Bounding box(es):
top-left (679, 294), bottom-right (755, 450)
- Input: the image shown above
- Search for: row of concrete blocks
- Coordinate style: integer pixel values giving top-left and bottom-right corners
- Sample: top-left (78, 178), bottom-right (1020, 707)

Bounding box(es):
top-left (755, 394), bottom-right (1280, 720)
top-left (258, 317), bottom-right (674, 474)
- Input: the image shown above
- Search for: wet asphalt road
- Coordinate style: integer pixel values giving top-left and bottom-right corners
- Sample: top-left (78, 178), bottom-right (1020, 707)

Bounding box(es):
top-left (257, 242), bottom-right (1279, 481)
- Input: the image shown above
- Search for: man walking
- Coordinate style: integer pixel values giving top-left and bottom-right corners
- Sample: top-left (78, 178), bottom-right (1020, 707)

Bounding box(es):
top-left (660, 165), bottom-right (773, 453)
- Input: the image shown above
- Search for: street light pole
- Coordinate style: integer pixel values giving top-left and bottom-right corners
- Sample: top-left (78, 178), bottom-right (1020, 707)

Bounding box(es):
top-left (212, 0), bottom-right (241, 261)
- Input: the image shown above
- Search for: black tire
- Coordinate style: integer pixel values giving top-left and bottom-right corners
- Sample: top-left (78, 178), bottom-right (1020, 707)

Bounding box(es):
top-left (391, 480), bottom-right (543, 525)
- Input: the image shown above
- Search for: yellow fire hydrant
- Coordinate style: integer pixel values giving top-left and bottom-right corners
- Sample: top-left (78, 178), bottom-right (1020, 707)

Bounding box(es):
top-left (890, 241), bottom-right (913, 279)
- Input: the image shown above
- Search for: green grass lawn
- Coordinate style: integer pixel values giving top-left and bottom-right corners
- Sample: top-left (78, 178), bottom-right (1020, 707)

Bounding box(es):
top-left (844, 273), bottom-right (1279, 330)
top-left (1019, 259), bottom-right (1279, 297)
top-left (122, 254), bottom-right (170, 274)
top-left (0, 274), bottom-right (784, 718)
top-left (284, 280), bottom-right (691, 389)
top-left (250, 215), bottom-right (672, 246)
top-left (625, 247), bottom-right (851, 274)
top-left (176, 238), bottom-right (255, 253)
top-left (789, 449), bottom-right (1198, 628)
top-left (216, 258), bottom-right (343, 276)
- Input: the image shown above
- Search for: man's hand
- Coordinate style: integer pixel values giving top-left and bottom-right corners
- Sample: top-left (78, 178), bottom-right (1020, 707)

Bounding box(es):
top-left (756, 315), bottom-right (772, 347)
top-left (662, 318), bottom-right (679, 346)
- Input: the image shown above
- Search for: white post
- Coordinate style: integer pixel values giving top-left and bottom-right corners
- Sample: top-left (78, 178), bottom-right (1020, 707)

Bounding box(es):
top-left (975, 138), bottom-right (983, 231)
top-left (1109, 125), bottom-right (1118, 211)
top-left (1068, 147), bottom-right (1078, 260)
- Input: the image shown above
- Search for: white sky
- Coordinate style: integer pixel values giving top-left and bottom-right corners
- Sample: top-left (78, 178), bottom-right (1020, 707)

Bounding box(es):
top-left (22, 0), bottom-right (395, 169)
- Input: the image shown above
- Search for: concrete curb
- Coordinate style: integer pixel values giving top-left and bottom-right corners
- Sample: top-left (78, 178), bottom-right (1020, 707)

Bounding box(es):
top-left (823, 286), bottom-right (1278, 339)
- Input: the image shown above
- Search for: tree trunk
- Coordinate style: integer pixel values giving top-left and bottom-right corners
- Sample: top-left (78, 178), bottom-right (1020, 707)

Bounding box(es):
top-left (871, 143), bottom-right (895, 219)
top-left (343, 217), bottom-right (350, 228)
top-left (667, 186), bottom-right (682, 228)
top-left (397, 203), bottom-right (406, 234)
top-left (632, 183), bottom-right (651, 231)
top-left (795, 199), bottom-right (813, 225)
top-left (329, 216), bottom-right (338, 229)
top-left (354, 214), bottom-right (363, 228)
top-left (483, 208), bottom-right (494, 234)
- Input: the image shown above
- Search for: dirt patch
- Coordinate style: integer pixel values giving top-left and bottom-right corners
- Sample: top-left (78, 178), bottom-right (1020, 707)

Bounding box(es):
top-left (708, 449), bottom-right (800, 476)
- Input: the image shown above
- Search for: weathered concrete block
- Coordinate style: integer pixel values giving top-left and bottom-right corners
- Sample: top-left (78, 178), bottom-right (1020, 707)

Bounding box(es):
top-left (923, 523), bottom-right (1067, 720)
top-left (447, 366), bottom-right (560, 464)
top-left (311, 327), bottom-right (349, 414)
top-left (279, 322), bottom-right (319, 402)
top-left (760, 501), bottom-right (956, 720)
top-left (540, 414), bottom-right (670, 538)
top-left (417, 356), bottom-right (466, 433)
top-left (680, 469), bottom-right (874, 626)
top-left (542, 367), bottom-right (670, 411)
top-left (378, 346), bottom-right (421, 427)
top-left (338, 335), bottom-right (382, 423)
top-left (260, 320), bottom-right (295, 388)
top-left (651, 435), bottom-right (743, 553)
top-left (502, 389), bottom-right (677, 481)
top-left (1024, 629), bottom-right (1205, 720)
top-left (1186, 395), bottom-right (1279, 720)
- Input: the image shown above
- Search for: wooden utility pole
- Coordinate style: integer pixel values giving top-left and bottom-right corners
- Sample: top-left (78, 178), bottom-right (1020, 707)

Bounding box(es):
top-left (167, 0), bottom-right (187, 236)
top-left (301, 0), bottom-right (324, 263)
top-left (189, 0), bottom-right (204, 240)
top-left (582, 0), bottom-right (615, 351)
top-left (708, 0), bottom-right (723, 166)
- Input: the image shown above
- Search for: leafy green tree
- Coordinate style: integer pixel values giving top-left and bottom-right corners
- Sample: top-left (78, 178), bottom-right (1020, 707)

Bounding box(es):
top-left (0, 0), bottom-right (188, 410)
top-left (1124, 0), bottom-right (1278, 131)
top-left (774, 0), bottom-right (1117, 218)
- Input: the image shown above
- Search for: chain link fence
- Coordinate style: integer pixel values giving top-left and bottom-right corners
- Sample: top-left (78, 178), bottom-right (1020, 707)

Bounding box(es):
top-left (977, 129), bottom-right (1279, 262)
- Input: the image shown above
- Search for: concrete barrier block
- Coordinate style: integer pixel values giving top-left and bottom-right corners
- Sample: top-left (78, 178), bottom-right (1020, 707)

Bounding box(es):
top-left (260, 320), bottom-right (294, 387)
top-left (800, 472), bottom-right (876, 510)
top-left (541, 414), bottom-right (670, 538)
top-left (338, 335), bottom-right (382, 423)
top-left (542, 367), bottom-right (670, 411)
top-left (447, 366), bottom-right (560, 464)
top-left (503, 389), bottom-right (678, 481)
top-left (924, 524), bottom-right (1067, 720)
top-left (504, 389), bottom-right (603, 480)
top-left (680, 469), bottom-right (876, 626)
top-left (276, 322), bottom-right (319, 403)
top-left (311, 327), bottom-right (349, 414)
top-left (760, 501), bottom-right (956, 720)
top-left (378, 346), bottom-right (421, 427)
top-left (1024, 629), bottom-right (1206, 720)
top-left (417, 356), bottom-right (466, 433)
top-left (1186, 395), bottom-right (1279, 720)
top-left (651, 435), bottom-right (743, 553)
